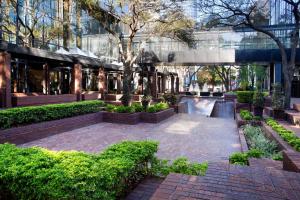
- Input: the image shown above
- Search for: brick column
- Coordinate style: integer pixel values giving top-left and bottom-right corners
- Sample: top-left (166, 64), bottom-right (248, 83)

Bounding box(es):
top-left (0, 52), bottom-right (11, 108)
top-left (162, 75), bottom-right (166, 93)
top-left (151, 72), bottom-right (158, 98)
top-left (176, 76), bottom-right (180, 94)
top-left (42, 64), bottom-right (50, 95)
top-left (117, 73), bottom-right (122, 94)
top-left (71, 63), bottom-right (82, 101)
top-left (98, 67), bottom-right (106, 99)
top-left (171, 75), bottom-right (175, 94)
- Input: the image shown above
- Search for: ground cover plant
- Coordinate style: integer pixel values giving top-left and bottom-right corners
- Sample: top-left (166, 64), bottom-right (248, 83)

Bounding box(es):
top-left (266, 118), bottom-right (300, 152)
top-left (240, 109), bottom-right (254, 120)
top-left (230, 125), bottom-right (282, 165)
top-left (0, 141), bottom-right (207, 200)
top-left (0, 100), bottom-right (105, 129)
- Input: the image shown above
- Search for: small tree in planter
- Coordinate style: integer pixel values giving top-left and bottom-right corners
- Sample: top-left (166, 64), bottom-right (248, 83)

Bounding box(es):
top-left (272, 83), bottom-right (285, 119)
top-left (253, 91), bottom-right (264, 117)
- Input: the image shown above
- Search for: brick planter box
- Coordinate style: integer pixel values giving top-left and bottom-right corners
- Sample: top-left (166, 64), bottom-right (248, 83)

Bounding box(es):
top-left (224, 94), bottom-right (237, 101)
top-left (12, 93), bottom-right (78, 107)
top-left (234, 100), bottom-right (251, 113)
top-left (82, 91), bottom-right (101, 100)
top-left (102, 112), bottom-right (141, 125)
top-left (0, 112), bottom-right (103, 145)
top-left (235, 113), bottom-right (262, 128)
top-left (141, 108), bottom-right (175, 123)
top-left (261, 122), bottom-right (300, 172)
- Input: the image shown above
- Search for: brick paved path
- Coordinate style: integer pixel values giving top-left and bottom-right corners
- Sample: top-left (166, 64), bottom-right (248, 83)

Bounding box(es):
top-left (151, 162), bottom-right (300, 200)
top-left (21, 114), bottom-right (240, 163)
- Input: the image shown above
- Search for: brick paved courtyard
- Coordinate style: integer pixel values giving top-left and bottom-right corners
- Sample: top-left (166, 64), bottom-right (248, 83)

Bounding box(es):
top-left (21, 113), bottom-right (241, 163)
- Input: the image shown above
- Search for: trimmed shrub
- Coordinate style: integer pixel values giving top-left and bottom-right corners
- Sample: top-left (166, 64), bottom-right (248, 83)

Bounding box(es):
top-left (106, 104), bottom-right (136, 113)
top-left (0, 141), bottom-right (158, 200)
top-left (236, 91), bottom-right (254, 103)
top-left (147, 102), bottom-right (169, 113)
top-left (0, 100), bottom-right (104, 129)
top-left (229, 149), bottom-right (263, 165)
top-left (266, 118), bottom-right (300, 152)
top-left (240, 109), bottom-right (253, 120)
top-left (132, 103), bottom-right (144, 112)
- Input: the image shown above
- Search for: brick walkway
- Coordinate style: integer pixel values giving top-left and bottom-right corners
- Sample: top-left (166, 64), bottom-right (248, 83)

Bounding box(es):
top-left (150, 162), bottom-right (300, 200)
top-left (21, 114), bottom-right (240, 163)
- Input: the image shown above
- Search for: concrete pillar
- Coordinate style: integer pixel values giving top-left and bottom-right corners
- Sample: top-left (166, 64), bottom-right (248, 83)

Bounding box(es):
top-left (71, 63), bottom-right (82, 101)
top-left (162, 75), bottom-right (166, 93)
top-left (117, 73), bottom-right (122, 94)
top-left (171, 75), bottom-right (175, 94)
top-left (98, 67), bottom-right (106, 99)
top-left (151, 72), bottom-right (158, 98)
top-left (176, 76), bottom-right (180, 94)
top-left (0, 52), bottom-right (11, 108)
top-left (42, 64), bottom-right (50, 95)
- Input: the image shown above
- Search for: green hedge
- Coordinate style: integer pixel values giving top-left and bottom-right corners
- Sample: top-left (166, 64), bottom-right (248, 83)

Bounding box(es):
top-left (236, 91), bottom-right (254, 103)
top-left (266, 118), bottom-right (300, 152)
top-left (0, 100), bottom-right (105, 129)
top-left (0, 141), bottom-right (158, 200)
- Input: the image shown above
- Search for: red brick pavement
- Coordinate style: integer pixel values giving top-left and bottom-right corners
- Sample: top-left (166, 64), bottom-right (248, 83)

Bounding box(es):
top-left (150, 162), bottom-right (300, 200)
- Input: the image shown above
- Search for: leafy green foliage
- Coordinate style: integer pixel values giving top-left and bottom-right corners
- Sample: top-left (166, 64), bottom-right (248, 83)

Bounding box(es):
top-left (236, 91), bottom-right (254, 103)
top-left (229, 149), bottom-right (263, 165)
top-left (243, 125), bottom-right (279, 158)
top-left (0, 141), bottom-right (158, 200)
top-left (163, 94), bottom-right (178, 106)
top-left (151, 157), bottom-right (208, 177)
top-left (132, 103), bottom-right (144, 112)
top-left (106, 104), bottom-right (136, 113)
top-left (253, 91), bottom-right (265, 108)
top-left (266, 118), bottom-right (300, 151)
top-left (146, 103), bottom-right (169, 113)
top-left (240, 110), bottom-right (253, 120)
top-left (0, 100), bottom-right (105, 129)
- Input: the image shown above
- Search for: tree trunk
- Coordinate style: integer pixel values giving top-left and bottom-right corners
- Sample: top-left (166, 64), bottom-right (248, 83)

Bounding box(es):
top-left (121, 62), bottom-right (132, 106)
top-left (76, 2), bottom-right (82, 48)
top-left (63, 0), bottom-right (71, 49)
top-left (282, 62), bottom-right (294, 109)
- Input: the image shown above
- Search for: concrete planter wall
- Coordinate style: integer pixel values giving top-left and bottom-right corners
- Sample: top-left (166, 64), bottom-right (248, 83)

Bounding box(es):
top-left (0, 112), bottom-right (103, 145)
top-left (102, 112), bottom-right (141, 125)
top-left (235, 113), bottom-right (262, 128)
top-left (234, 100), bottom-right (251, 113)
top-left (82, 91), bottom-right (101, 100)
top-left (104, 94), bottom-right (123, 101)
top-left (141, 108), bottom-right (175, 123)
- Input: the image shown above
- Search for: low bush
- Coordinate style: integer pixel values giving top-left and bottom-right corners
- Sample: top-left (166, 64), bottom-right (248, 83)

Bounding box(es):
top-left (147, 102), bottom-right (169, 113)
top-left (236, 91), bottom-right (254, 103)
top-left (106, 104), bottom-right (136, 113)
top-left (243, 125), bottom-right (279, 158)
top-left (229, 149), bottom-right (263, 165)
top-left (0, 141), bottom-right (158, 200)
top-left (151, 157), bottom-right (208, 177)
top-left (266, 118), bottom-right (300, 151)
top-left (132, 103), bottom-right (144, 112)
top-left (163, 94), bottom-right (177, 105)
top-left (0, 100), bottom-right (104, 129)
top-left (240, 109), bottom-right (253, 120)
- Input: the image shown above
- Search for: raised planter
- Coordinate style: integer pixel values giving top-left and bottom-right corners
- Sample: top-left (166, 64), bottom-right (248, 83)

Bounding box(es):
top-left (171, 102), bottom-right (188, 113)
top-left (132, 95), bottom-right (142, 102)
top-left (141, 108), bottom-right (175, 123)
top-left (235, 113), bottom-right (262, 128)
top-left (261, 122), bottom-right (300, 172)
top-left (0, 112), bottom-right (103, 145)
top-left (82, 91), bottom-right (101, 100)
top-left (234, 100), bottom-right (251, 113)
top-left (102, 112), bottom-right (141, 125)
top-left (104, 94), bottom-right (123, 101)
top-left (200, 92), bottom-right (210, 97)
top-left (12, 93), bottom-right (78, 107)
top-left (224, 93), bottom-right (237, 101)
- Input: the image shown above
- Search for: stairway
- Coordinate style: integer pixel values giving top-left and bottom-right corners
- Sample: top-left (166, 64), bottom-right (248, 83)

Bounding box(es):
top-left (148, 162), bottom-right (300, 200)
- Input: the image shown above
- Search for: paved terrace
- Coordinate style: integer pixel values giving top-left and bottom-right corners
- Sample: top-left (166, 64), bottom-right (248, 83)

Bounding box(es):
top-left (21, 113), bottom-right (240, 163)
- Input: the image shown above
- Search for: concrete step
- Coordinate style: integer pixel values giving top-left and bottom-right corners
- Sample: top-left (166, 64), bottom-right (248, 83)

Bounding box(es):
top-left (285, 110), bottom-right (300, 125)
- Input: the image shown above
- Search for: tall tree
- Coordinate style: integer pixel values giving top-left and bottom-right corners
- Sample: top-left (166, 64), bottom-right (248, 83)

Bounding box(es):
top-left (212, 66), bottom-right (236, 92)
top-left (79, 0), bottom-right (194, 106)
top-left (199, 0), bottom-right (300, 108)
top-left (63, 0), bottom-right (71, 49)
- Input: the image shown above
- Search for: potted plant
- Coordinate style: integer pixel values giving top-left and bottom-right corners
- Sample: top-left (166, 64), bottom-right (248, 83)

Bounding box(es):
top-left (253, 91), bottom-right (264, 117)
top-left (271, 83), bottom-right (285, 119)
top-left (142, 95), bottom-right (152, 110)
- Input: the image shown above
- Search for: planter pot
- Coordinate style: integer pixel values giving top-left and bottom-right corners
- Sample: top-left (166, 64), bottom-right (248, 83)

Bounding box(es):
top-left (141, 108), bottom-right (175, 123)
top-left (273, 109), bottom-right (286, 120)
top-left (253, 106), bottom-right (263, 117)
top-left (103, 112), bottom-right (141, 125)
